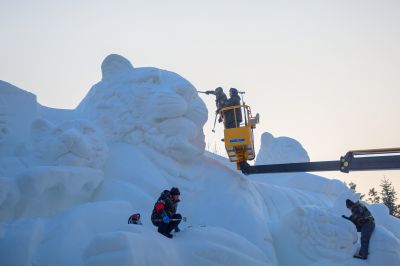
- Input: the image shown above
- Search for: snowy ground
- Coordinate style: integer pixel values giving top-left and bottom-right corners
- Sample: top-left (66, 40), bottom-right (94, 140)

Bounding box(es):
top-left (1, 54), bottom-right (399, 266)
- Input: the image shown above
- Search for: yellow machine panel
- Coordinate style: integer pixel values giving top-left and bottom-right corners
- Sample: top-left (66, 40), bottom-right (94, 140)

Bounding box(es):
top-left (224, 127), bottom-right (252, 147)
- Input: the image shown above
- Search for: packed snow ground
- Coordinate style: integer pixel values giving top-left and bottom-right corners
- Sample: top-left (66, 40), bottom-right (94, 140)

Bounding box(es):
top-left (1, 54), bottom-right (399, 266)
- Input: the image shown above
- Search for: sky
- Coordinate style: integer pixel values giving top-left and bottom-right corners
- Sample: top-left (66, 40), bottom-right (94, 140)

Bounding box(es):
top-left (1, 0), bottom-right (399, 195)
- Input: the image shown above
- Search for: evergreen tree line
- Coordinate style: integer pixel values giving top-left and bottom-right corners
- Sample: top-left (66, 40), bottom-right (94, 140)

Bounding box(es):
top-left (348, 177), bottom-right (400, 218)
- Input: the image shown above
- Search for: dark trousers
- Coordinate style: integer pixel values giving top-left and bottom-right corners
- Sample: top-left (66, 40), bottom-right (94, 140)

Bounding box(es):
top-left (359, 222), bottom-right (375, 258)
top-left (155, 214), bottom-right (182, 234)
top-left (223, 110), bottom-right (242, 129)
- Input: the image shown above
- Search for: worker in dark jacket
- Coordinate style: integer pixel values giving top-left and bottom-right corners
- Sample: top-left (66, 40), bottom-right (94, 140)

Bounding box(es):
top-left (223, 88), bottom-right (242, 128)
top-left (151, 187), bottom-right (182, 239)
top-left (342, 199), bottom-right (375, 260)
top-left (214, 87), bottom-right (227, 114)
top-left (205, 87), bottom-right (227, 123)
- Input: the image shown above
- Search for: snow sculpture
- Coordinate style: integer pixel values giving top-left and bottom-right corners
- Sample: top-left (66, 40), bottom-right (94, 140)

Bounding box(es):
top-left (14, 166), bottom-right (104, 218)
top-left (0, 98), bottom-right (7, 143)
top-left (366, 225), bottom-right (400, 265)
top-left (84, 226), bottom-right (271, 266)
top-left (273, 205), bottom-right (400, 265)
top-left (0, 81), bottom-right (37, 156)
top-left (1, 54), bottom-right (399, 266)
top-left (272, 206), bottom-right (358, 265)
top-left (32, 118), bottom-right (108, 168)
top-left (0, 118), bottom-right (108, 219)
top-left (256, 132), bottom-right (309, 165)
top-left (77, 54), bottom-right (208, 162)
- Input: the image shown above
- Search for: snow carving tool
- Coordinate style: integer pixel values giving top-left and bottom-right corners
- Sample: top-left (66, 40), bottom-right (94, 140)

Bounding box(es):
top-left (212, 112), bottom-right (217, 133)
top-left (197, 90), bottom-right (220, 132)
top-left (197, 90), bottom-right (216, 95)
top-left (153, 217), bottom-right (187, 222)
top-left (197, 90), bottom-right (245, 95)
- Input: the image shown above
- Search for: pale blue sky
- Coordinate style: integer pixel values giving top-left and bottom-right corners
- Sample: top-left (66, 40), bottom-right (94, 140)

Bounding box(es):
top-left (1, 0), bottom-right (399, 195)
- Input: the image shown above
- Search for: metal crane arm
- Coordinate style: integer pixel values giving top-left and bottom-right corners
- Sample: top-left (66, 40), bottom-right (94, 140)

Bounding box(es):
top-left (240, 148), bottom-right (400, 175)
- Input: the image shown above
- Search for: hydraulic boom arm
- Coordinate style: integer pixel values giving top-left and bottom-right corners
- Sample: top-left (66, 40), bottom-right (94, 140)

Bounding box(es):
top-left (240, 148), bottom-right (400, 175)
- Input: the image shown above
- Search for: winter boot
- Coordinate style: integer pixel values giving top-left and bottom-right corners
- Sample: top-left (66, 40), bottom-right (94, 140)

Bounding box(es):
top-left (353, 254), bottom-right (367, 260)
top-left (162, 232), bottom-right (173, 239)
top-left (158, 227), bottom-right (173, 239)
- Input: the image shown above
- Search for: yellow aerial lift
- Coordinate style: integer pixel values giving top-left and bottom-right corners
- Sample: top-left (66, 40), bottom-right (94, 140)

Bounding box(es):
top-left (199, 89), bottom-right (400, 175)
top-left (219, 104), bottom-right (259, 169)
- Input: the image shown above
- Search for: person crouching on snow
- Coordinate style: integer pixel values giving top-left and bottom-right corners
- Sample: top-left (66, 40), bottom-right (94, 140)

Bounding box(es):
top-left (342, 199), bottom-right (375, 260)
top-left (151, 187), bottom-right (182, 239)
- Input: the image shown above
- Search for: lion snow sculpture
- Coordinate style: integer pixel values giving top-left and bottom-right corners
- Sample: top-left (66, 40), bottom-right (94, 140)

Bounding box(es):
top-left (76, 54), bottom-right (208, 162)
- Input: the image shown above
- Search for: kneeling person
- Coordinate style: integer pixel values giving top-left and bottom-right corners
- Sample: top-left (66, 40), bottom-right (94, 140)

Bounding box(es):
top-left (151, 187), bottom-right (182, 239)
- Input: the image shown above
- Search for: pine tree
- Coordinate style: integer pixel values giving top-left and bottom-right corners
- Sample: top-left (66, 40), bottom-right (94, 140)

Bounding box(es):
top-left (367, 188), bottom-right (380, 204)
top-left (347, 181), bottom-right (365, 200)
top-left (380, 177), bottom-right (398, 217)
top-left (348, 182), bottom-right (357, 192)
top-left (394, 204), bottom-right (400, 218)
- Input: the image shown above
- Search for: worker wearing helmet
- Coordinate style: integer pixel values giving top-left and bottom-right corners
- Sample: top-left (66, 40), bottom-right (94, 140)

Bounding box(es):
top-left (151, 187), bottom-right (182, 239)
top-left (223, 88), bottom-right (242, 128)
top-left (204, 87), bottom-right (228, 123)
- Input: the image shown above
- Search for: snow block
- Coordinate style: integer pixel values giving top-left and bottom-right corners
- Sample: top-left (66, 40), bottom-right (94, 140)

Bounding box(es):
top-left (0, 176), bottom-right (20, 220)
top-left (84, 226), bottom-right (272, 266)
top-left (0, 218), bottom-right (46, 266)
top-left (15, 166), bottom-right (103, 218)
top-left (0, 80), bottom-right (37, 156)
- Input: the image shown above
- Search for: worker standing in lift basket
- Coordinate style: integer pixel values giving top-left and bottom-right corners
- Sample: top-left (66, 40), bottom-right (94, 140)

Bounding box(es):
top-left (203, 87), bottom-right (227, 123)
top-left (198, 87), bottom-right (227, 132)
top-left (223, 88), bottom-right (243, 128)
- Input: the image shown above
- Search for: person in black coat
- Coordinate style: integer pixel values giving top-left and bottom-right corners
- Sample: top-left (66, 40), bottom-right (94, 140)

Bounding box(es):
top-left (206, 87), bottom-right (228, 123)
top-left (214, 87), bottom-right (228, 114)
top-left (223, 88), bottom-right (242, 128)
top-left (342, 199), bottom-right (375, 260)
top-left (151, 187), bottom-right (182, 238)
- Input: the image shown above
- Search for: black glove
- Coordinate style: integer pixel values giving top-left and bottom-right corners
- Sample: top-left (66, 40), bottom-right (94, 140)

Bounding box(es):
top-left (218, 117), bottom-right (223, 123)
top-left (341, 215), bottom-right (350, 220)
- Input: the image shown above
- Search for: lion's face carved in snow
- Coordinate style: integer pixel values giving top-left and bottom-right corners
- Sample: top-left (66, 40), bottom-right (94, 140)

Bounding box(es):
top-left (32, 119), bottom-right (108, 168)
top-left (76, 54), bottom-right (208, 162)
